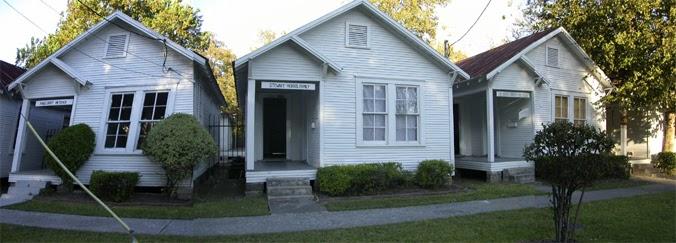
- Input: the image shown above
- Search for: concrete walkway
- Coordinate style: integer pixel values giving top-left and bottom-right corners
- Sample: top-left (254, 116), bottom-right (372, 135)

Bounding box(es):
top-left (0, 183), bottom-right (673, 236)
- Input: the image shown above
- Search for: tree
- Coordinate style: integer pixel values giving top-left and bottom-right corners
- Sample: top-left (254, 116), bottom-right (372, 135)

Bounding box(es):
top-left (370, 0), bottom-right (449, 42)
top-left (15, 0), bottom-right (239, 117)
top-left (519, 0), bottom-right (675, 152)
top-left (524, 121), bottom-right (615, 242)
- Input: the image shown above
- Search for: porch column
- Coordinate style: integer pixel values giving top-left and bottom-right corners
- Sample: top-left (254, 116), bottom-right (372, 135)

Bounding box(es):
top-left (245, 78), bottom-right (256, 171)
top-left (449, 87), bottom-right (455, 163)
top-left (486, 88), bottom-right (495, 162)
top-left (11, 99), bottom-right (30, 173)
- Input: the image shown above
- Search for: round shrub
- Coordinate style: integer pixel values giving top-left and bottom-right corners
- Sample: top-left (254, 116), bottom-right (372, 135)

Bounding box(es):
top-left (317, 162), bottom-right (406, 196)
top-left (652, 152), bottom-right (676, 175)
top-left (317, 166), bottom-right (352, 196)
top-left (44, 124), bottom-right (95, 190)
top-left (141, 113), bottom-right (217, 197)
top-left (415, 160), bottom-right (453, 189)
top-left (90, 171), bottom-right (139, 202)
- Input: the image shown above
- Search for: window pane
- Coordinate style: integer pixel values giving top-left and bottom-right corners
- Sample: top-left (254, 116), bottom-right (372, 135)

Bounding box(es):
top-left (408, 88), bottom-right (417, 100)
top-left (396, 100), bottom-right (406, 114)
top-left (153, 106), bottom-right (166, 120)
top-left (144, 93), bottom-right (156, 106)
top-left (407, 128), bottom-right (417, 141)
top-left (116, 135), bottom-right (128, 148)
top-left (374, 85), bottom-right (386, 99)
top-left (363, 128), bottom-right (374, 141)
top-left (408, 100), bottom-right (418, 113)
top-left (363, 114), bottom-right (373, 127)
top-left (374, 128), bottom-right (385, 140)
top-left (106, 123), bottom-right (118, 135)
top-left (363, 99), bottom-right (374, 112)
top-left (156, 92), bottom-right (168, 106)
top-left (363, 85), bottom-right (374, 99)
top-left (407, 116), bottom-right (417, 128)
top-left (120, 107), bottom-right (132, 120)
top-left (375, 100), bottom-right (386, 112)
top-left (111, 94), bottom-right (122, 108)
top-left (396, 128), bottom-right (406, 141)
top-left (122, 94), bottom-right (134, 107)
top-left (141, 106), bottom-right (154, 120)
top-left (374, 114), bottom-right (386, 127)
top-left (396, 87), bottom-right (406, 99)
top-left (105, 136), bottom-right (116, 148)
top-left (396, 115), bottom-right (405, 129)
top-left (108, 108), bottom-right (120, 121)
top-left (137, 122), bottom-right (155, 149)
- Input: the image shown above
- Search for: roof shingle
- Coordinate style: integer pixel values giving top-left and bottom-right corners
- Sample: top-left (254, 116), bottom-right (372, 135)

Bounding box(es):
top-left (0, 60), bottom-right (26, 90)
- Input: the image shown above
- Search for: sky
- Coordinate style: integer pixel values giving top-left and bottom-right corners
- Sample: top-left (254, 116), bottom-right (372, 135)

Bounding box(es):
top-left (0, 0), bottom-right (526, 65)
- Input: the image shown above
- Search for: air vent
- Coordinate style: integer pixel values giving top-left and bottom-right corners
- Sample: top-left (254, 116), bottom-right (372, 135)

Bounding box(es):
top-left (547, 47), bottom-right (559, 67)
top-left (347, 24), bottom-right (368, 48)
top-left (105, 34), bottom-right (128, 58)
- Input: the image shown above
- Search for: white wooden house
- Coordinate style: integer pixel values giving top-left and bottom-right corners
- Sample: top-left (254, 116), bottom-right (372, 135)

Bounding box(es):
top-left (234, 0), bottom-right (469, 186)
top-left (5, 12), bottom-right (225, 194)
top-left (453, 27), bottom-right (613, 181)
top-left (0, 61), bottom-right (26, 181)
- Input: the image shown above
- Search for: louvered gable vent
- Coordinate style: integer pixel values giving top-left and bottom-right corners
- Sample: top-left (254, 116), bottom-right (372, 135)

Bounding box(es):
top-left (105, 34), bottom-right (128, 57)
top-left (547, 47), bottom-right (559, 67)
top-left (347, 24), bottom-right (368, 48)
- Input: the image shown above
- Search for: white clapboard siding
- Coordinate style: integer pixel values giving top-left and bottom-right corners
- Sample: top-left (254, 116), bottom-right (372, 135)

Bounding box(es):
top-left (0, 96), bottom-right (21, 178)
top-left (22, 65), bottom-right (77, 99)
top-left (251, 42), bottom-right (322, 81)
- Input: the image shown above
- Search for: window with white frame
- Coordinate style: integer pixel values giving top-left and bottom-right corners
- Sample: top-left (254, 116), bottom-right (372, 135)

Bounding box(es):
top-left (136, 91), bottom-right (169, 149)
top-left (362, 84), bottom-right (387, 141)
top-left (573, 97), bottom-right (587, 126)
top-left (395, 86), bottom-right (418, 141)
top-left (105, 93), bottom-right (134, 148)
top-left (554, 95), bottom-right (568, 122)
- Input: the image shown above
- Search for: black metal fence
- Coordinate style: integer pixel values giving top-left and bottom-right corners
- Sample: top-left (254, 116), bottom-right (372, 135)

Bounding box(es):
top-left (207, 115), bottom-right (245, 164)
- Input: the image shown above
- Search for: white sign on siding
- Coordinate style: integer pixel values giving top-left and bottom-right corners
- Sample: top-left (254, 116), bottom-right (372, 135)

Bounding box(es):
top-left (35, 99), bottom-right (74, 107)
top-left (496, 91), bottom-right (530, 98)
top-left (261, 82), bottom-right (315, 91)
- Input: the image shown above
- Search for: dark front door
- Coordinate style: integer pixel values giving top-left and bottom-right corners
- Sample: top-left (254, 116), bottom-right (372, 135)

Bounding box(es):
top-left (454, 104), bottom-right (460, 155)
top-left (263, 98), bottom-right (286, 159)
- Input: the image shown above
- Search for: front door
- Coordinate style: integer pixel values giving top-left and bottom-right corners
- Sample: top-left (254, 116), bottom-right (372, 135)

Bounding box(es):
top-left (263, 98), bottom-right (286, 159)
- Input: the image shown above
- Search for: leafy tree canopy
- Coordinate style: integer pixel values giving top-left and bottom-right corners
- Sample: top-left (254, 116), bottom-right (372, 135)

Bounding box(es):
top-left (370, 0), bottom-right (449, 42)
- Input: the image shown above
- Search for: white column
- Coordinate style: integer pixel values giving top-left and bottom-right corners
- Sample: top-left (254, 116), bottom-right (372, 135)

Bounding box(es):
top-left (486, 88), bottom-right (495, 162)
top-left (620, 124), bottom-right (627, 155)
top-left (449, 88), bottom-right (455, 163)
top-left (245, 78), bottom-right (256, 171)
top-left (11, 99), bottom-right (31, 173)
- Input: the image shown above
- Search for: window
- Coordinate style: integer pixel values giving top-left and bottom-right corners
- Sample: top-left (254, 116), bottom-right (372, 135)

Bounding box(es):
top-left (554, 95), bottom-right (568, 122)
top-left (347, 23), bottom-right (368, 48)
top-left (136, 91), bottom-right (169, 149)
top-left (573, 97), bottom-right (587, 126)
top-left (362, 84), bottom-right (386, 141)
top-left (546, 47), bottom-right (559, 67)
top-left (105, 93), bottom-right (134, 148)
top-left (105, 34), bottom-right (128, 58)
top-left (395, 86), bottom-right (418, 141)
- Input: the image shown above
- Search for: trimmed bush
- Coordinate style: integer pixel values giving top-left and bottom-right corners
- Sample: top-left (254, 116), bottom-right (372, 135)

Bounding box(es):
top-left (44, 124), bottom-right (96, 191)
top-left (602, 155), bottom-right (631, 179)
top-left (89, 171), bottom-right (139, 202)
top-left (652, 152), bottom-right (676, 175)
top-left (415, 160), bottom-right (453, 189)
top-left (142, 113), bottom-right (217, 198)
top-left (317, 162), bottom-right (406, 196)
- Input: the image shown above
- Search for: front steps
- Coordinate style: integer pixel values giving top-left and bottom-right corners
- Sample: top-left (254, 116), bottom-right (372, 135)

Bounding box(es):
top-left (503, 167), bottom-right (535, 183)
top-left (0, 180), bottom-right (47, 207)
top-left (266, 177), bottom-right (325, 214)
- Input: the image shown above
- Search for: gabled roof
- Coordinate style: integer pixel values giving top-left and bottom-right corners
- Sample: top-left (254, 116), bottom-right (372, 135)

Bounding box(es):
top-left (456, 27), bottom-right (612, 88)
top-left (234, 0), bottom-right (469, 79)
top-left (8, 11), bottom-right (209, 91)
top-left (0, 60), bottom-right (26, 91)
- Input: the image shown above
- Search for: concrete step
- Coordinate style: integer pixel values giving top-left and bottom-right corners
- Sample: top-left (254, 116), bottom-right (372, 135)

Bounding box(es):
top-left (267, 194), bottom-right (315, 200)
top-left (510, 174), bottom-right (535, 184)
top-left (267, 177), bottom-right (311, 187)
top-left (267, 185), bottom-right (313, 197)
top-left (6, 180), bottom-right (47, 199)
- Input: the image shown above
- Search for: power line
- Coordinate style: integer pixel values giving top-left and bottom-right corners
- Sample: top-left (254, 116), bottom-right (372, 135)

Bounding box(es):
top-left (450, 0), bottom-right (492, 46)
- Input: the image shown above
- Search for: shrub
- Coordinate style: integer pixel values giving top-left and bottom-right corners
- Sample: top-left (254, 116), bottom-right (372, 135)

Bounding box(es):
top-left (652, 152), bottom-right (676, 175)
top-left (603, 155), bottom-right (631, 179)
top-left (142, 113), bottom-right (217, 198)
top-left (415, 160), bottom-right (453, 189)
top-left (44, 124), bottom-right (96, 191)
top-left (89, 171), bottom-right (139, 202)
top-left (317, 162), bottom-right (406, 196)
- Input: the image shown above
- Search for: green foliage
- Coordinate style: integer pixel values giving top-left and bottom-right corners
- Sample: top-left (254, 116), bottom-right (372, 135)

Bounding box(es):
top-left (602, 155), bottom-right (631, 179)
top-left (415, 160), bottom-right (453, 189)
top-left (652, 152), bottom-right (676, 175)
top-left (370, 0), bottom-right (449, 42)
top-left (89, 171), bottom-right (139, 202)
top-left (317, 162), bottom-right (407, 196)
top-left (142, 113), bottom-right (217, 197)
top-left (44, 124), bottom-right (95, 190)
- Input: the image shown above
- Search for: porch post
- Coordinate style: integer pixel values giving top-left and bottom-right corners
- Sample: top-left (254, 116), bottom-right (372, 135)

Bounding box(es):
top-left (11, 99), bottom-right (30, 173)
top-left (449, 87), bottom-right (455, 163)
top-left (486, 88), bottom-right (495, 162)
top-left (245, 78), bottom-right (256, 171)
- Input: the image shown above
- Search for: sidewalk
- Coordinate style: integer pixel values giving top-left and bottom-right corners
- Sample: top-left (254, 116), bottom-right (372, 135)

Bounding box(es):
top-left (0, 183), bottom-right (673, 236)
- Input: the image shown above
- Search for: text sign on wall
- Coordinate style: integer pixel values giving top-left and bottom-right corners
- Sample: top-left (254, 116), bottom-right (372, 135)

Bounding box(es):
top-left (35, 99), bottom-right (74, 107)
top-left (261, 81), bottom-right (315, 91)
top-left (496, 91), bottom-right (530, 98)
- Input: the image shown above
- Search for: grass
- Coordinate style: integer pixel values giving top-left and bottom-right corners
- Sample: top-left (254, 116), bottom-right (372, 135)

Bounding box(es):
top-left (586, 178), bottom-right (653, 191)
top-left (323, 180), bottom-right (543, 211)
top-left (1, 192), bottom-right (674, 242)
top-left (4, 195), bottom-right (268, 219)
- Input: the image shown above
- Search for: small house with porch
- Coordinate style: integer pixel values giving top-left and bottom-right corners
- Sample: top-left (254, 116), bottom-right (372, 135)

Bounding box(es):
top-left (234, 0), bottom-right (469, 187)
top-left (5, 11), bottom-right (224, 197)
top-left (453, 27), bottom-right (613, 181)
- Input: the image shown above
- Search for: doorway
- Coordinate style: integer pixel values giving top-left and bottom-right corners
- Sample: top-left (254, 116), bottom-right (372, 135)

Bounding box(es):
top-left (263, 97), bottom-right (286, 159)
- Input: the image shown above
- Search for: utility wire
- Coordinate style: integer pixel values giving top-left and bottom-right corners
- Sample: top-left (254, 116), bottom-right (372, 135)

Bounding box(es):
top-left (450, 0), bottom-right (492, 46)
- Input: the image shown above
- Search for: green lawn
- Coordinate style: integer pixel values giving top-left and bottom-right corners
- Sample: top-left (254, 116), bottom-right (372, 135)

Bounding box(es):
top-left (323, 181), bottom-right (543, 211)
top-left (4, 195), bottom-right (269, 219)
top-left (586, 178), bottom-right (653, 191)
top-left (1, 192), bottom-right (674, 242)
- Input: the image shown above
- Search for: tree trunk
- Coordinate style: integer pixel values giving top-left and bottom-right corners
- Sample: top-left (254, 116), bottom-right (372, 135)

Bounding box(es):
top-left (663, 112), bottom-right (675, 152)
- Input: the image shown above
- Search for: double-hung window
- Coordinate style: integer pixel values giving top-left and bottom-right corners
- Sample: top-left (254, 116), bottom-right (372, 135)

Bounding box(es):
top-left (554, 95), bottom-right (568, 122)
top-left (573, 97), bottom-right (587, 126)
top-left (136, 91), bottom-right (169, 149)
top-left (362, 84), bottom-right (387, 141)
top-left (395, 86), bottom-right (418, 141)
top-left (105, 93), bottom-right (134, 148)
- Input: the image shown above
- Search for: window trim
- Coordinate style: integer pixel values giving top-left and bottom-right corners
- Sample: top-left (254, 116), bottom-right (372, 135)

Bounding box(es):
top-left (103, 33), bottom-right (130, 58)
top-left (545, 45), bottom-right (559, 68)
top-left (345, 21), bottom-right (370, 49)
top-left (573, 96), bottom-right (587, 125)
top-left (554, 95), bottom-right (568, 122)
top-left (356, 77), bottom-right (425, 147)
top-left (96, 85), bottom-right (175, 154)
top-left (395, 85), bottom-right (420, 142)
top-left (552, 93), bottom-right (590, 124)
top-left (134, 91), bottom-right (170, 150)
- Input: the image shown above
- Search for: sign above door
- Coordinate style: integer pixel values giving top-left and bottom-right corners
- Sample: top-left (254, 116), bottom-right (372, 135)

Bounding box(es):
top-left (496, 91), bottom-right (530, 98)
top-left (261, 81), bottom-right (316, 91)
top-left (35, 99), bottom-right (74, 107)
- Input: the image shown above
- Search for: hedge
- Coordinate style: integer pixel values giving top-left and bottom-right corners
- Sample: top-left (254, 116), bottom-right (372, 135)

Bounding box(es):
top-left (415, 160), bottom-right (453, 188)
top-left (652, 152), bottom-right (676, 175)
top-left (89, 171), bottom-right (139, 202)
top-left (317, 162), bottom-right (407, 196)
